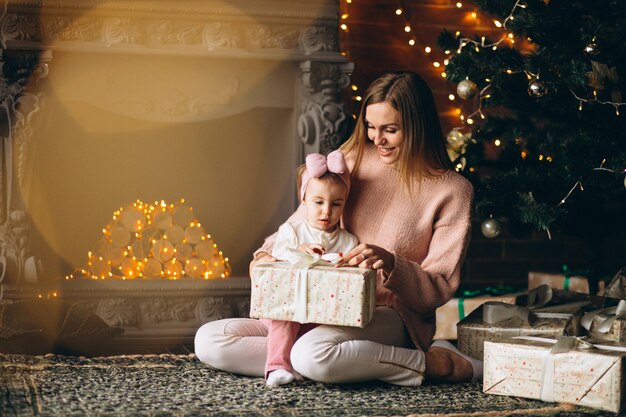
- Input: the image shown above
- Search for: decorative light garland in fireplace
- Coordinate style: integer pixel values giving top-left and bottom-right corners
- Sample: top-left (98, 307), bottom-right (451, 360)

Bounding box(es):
top-left (66, 199), bottom-right (231, 280)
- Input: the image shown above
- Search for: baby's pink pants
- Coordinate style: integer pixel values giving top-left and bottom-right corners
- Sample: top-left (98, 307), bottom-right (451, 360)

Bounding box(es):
top-left (263, 319), bottom-right (318, 377)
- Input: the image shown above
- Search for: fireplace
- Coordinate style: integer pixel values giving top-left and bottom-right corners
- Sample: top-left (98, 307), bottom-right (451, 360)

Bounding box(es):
top-left (0, 0), bottom-right (352, 352)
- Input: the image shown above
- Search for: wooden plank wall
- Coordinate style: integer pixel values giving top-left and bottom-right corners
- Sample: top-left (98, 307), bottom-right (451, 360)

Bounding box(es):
top-left (339, 0), bottom-right (502, 133)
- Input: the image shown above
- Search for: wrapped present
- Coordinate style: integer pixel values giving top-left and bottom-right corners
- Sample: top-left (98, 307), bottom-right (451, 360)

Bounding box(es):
top-left (525, 284), bottom-right (612, 310)
top-left (457, 299), bottom-right (588, 360)
top-left (484, 336), bottom-right (626, 413)
top-left (434, 293), bottom-right (523, 340)
top-left (457, 284), bottom-right (616, 360)
top-left (250, 260), bottom-right (376, 327)
top-left (603, 267), bottom-right (626, 300)
top-left (528, 268), bottom-right (594, 294)
top-left (581, 299), bottom-right (626, 342)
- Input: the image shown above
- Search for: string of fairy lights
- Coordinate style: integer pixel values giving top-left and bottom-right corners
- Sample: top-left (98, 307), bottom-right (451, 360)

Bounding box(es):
top-left (449, 0), bottom-right (626, 118)
top-left (30, 200), bottom-right (231, 300)
top-left (66, 199), bottom-right (231, 281)
top-left (340, 0), bottom-right (497, 120)
top-left (559, 160), bottom-right (626, 207)
top-left (338, 0), bottom-right (625, 238)
top-left (439, 1), bottom-right (626, 209)
top-left (347, 0), bottom-right (626, 122)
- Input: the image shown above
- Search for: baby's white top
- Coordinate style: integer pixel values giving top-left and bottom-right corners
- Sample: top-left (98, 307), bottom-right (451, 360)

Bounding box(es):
top-left (271, 221), bottom-right (359, 260)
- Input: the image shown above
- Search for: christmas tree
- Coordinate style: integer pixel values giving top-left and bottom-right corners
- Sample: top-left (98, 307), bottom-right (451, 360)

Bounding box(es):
top-left (438, 0), bottom-right (626, 285)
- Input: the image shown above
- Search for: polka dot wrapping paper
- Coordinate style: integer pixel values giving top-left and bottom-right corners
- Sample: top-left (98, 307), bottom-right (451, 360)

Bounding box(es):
top-left (250, 262), bottom-right (376, 327)
top-left (483, 337), bottom-right (626, 413)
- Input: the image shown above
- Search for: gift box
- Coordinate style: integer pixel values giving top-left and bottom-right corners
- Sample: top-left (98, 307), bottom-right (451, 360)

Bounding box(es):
top-left (581, 300), bottom-right (626, 343)
top-left (457, 300), bottom-right (587, 360)
top-left (483, 336), bottom-right (626, 413)
top-left (603, 267), bottom-right (626, 300)
top-left (250, 262), bottom-right (376, 327)
top-left (434, 293), bottom-right (522, 340)
top-left (524, 284), bottom-right (613, 310)
top-left (528, 270), bottom-right (597, 294)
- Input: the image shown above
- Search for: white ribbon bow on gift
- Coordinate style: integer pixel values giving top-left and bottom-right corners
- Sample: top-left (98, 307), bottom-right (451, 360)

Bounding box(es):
top-left (284, 248), bottom-right (342, 323)
top-left (581, 299), bottom-right (626, 334)
top-left (284, 248), bottom-right (342, 267)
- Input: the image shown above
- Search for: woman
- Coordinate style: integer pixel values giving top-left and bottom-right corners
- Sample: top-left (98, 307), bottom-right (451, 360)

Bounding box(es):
top-left (195, 71), bottom-right (481, 386)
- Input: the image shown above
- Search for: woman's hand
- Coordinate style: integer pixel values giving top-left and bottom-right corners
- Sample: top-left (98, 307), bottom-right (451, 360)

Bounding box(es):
top-left (335, 243), bottom-right (395, 274)
top-left (249, 251), bottom-right (277, 277)
top-left (296, 243), bottom-right (325, 255)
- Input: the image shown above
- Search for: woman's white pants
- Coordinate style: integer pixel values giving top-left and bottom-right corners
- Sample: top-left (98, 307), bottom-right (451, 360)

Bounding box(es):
top-left (194, 307), bottom-right (425, 386)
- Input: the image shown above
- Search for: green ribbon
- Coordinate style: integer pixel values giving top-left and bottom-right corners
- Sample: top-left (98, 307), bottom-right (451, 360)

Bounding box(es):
top-left (458, 298), bottom-right (465, 320)
top-left (561, 264), bottom-right (590, 291)
top-left (455, 285), bottom-right (522, 298)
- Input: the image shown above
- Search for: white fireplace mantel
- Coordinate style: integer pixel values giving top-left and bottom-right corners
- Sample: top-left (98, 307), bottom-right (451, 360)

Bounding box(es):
top-left (2, 0), bottom-right (346, 60)
top-left (0, 0), bottom-right (354, 285)
top-left (0, 1), bottom-right (353, 352)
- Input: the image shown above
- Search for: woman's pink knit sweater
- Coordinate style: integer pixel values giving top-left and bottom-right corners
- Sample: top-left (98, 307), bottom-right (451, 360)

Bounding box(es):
top-left (257, 144), bottom-right (474, 351)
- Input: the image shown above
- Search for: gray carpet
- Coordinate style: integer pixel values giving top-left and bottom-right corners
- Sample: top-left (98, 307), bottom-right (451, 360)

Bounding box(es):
top-left (0, 353), bottom-right (618, 417)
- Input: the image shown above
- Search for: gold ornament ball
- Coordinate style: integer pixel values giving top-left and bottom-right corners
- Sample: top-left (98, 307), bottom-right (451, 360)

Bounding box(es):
top-left (528, 80), bottom-right (547, 98)
top-left (457, 79), bottom-right (478, 99)
top-left (481, 217), bottom-right (501, 239)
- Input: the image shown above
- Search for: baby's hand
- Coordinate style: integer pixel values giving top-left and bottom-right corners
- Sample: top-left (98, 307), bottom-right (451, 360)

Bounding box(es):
top-left (296, 243), bottom-right (325, 255)
top-left (249, 252), bottom-right (277, 277)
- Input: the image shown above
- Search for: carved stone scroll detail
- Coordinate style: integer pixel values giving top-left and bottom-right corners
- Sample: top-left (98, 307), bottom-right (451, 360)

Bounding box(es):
top-left (1, 12), bottom-right (40, 42)
top-left (298, 61), bottom-right (354, 154)
top-left (147, 20), bottom-right (203, 46)
top-left (44, 16), bottom-right (101, 42)
top-left (195, 297), bottom-right (233, 323)
top-left (299, 26), bottom-right (337, 54)
top-left (247, 24), bottom-right (298, 49)
top-left (0, 50), bottom-right (48, 286)
top-left (140, 298), bottom-right (198, 324)
top-left (202, 22), bottom-right (240, 50)
top-left (0, 210), bottom-right (40, 285)
top-left (102, 18), bottom-right (143, 47)
top-left (97, 298), bottom-right (140, 327)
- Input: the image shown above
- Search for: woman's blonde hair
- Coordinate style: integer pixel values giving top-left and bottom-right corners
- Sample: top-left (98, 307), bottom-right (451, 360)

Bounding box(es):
top-left (340, 71), bottom-right (452, 186)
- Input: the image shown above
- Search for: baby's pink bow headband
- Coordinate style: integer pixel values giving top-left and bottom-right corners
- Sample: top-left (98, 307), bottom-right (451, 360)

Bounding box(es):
top-left (300, 150), bottom-right (351, 200)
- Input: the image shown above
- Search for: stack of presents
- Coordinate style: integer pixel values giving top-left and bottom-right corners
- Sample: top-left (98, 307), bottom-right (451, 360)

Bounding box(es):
top-left (250, 259), bottom-right (626, 413)
top-left (437, 267), bottom-right (626, 413)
